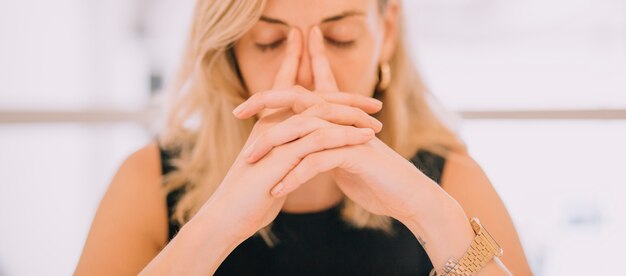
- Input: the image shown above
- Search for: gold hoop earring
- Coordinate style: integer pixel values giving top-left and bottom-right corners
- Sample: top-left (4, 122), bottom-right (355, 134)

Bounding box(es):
top-left (377, 63), bottom-right (391, 92)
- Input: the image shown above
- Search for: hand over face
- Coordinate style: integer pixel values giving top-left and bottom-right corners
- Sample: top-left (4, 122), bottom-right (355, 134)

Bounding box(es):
top-left (233, 26), bottom-right (436, 222)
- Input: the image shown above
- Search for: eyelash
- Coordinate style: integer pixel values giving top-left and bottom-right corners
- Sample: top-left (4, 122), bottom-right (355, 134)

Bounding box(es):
top-left (255, 39), bottom-right (285, 52)
top-left (325, 38), bottom-right (355, 49)
top-left (254, 38), bottom-right (355, 52)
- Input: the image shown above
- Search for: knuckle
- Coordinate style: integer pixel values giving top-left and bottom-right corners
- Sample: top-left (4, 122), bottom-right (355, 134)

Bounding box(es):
top-left (254, 132), bottom-right (267, 147)
top-left (288, 114), bottom-right (312, 131)
top-left (290, 116), bottom-right (313, 136)
top-left (293, 101), bottom-right (308, 114)
top-left (344, 105), bottom-right (362, 117)
top-left (293, 85), bottom-right (308, 94)
top-left (308, 117), bottom-right (330, 132)
top-left (311, 129), bottom-right (329, 146)
top-left (316, 127), bottom-right (344, 147)
top-left (353, 94), bottom-right (369, 106)
top-left (302, 102), bottom-right (323, 117)
top-left (303, 154), bottom-right (322, 173)
top-left (266, 131), bottom-right (285, 148)
top-left (350, 104), bottom-right (366, 115)
top-left (289, 113), bottom-right (307, 124)
top-left (300, 116), bottom-right (320, 131)
top-left (340, 127), bottom-right (354, 143)
top-left (317, 102), bottom-right (335, 117)
top-left (309, 129), bottom-right (335, 149)
top-left (271, 144), bottom-right (295, 165)
top-left (308, 94), bottom-right (325, 105)
top-left (289, 167), bottom-right (307, 186)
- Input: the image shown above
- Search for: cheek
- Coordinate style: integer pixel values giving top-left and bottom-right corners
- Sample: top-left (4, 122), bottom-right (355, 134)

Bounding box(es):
top-left (234, 44), bottom-right (284, 95)
top-left (327, 47), bottom-right (379, 97)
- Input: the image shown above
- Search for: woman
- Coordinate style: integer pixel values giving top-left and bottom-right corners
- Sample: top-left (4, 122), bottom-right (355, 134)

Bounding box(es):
top-left (75, 0), bottom-right (533, 275)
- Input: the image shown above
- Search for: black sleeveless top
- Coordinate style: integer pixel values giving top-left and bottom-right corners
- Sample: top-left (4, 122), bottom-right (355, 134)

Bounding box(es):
top-left (160, 146), bottom-right (446, 275)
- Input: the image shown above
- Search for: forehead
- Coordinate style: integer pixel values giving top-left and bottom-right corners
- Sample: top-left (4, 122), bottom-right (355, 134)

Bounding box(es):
top-left (262, 0), bottom-right (377, 27)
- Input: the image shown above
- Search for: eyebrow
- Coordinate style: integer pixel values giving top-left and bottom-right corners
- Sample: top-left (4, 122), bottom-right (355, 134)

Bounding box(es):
top-left (259, 10), bottom-right (364, 26)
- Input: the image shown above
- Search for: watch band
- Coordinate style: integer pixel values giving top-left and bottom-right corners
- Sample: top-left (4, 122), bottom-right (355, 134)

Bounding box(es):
top-left (447, 217), bottom-right (503, 275)
top-left (431, 217), bottom-right (503, 276)
top-left (429, 257), bottom-right (459, 276)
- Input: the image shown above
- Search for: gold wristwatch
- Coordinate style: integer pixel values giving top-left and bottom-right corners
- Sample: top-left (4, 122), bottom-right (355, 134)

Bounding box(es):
top-left (430, 217), bottom-right (503, 276)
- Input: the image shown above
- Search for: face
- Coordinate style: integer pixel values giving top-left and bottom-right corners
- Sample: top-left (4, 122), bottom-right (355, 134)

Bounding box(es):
top-left (233, 0), bottom-right (398, 97)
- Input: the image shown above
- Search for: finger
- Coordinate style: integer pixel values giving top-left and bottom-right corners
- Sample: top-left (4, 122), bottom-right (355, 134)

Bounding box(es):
top-left (272, 28), bottom-right (302, 89)
top-left (245, 109), bottom-right (382, 163)
top-left (244, 116), bottom-right (329, 163)
top-left (270, 128), bottom-right (372, 196)
top-left (301, 102), bottom-right (382, 133)
top-left (233, 86), bottom-right (323, 119)
top-left (317, 91), bottom-right (383, 114)
top-left (254, 28), bottom-right (303, 119)
top-left (233, 87), bottom-right (382, 119)
top-left (271, 147), bottom-right (349, 197)
top-left (309, 26), bottom-right (339, 92)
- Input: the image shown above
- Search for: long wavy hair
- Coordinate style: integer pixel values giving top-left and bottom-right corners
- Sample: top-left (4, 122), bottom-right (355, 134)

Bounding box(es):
top-left (158, 0), bottom-right (467, 247)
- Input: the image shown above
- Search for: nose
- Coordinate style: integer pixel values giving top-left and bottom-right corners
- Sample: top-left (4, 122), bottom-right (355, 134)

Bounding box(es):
top-left (295, 31), bottom-right (314, 91)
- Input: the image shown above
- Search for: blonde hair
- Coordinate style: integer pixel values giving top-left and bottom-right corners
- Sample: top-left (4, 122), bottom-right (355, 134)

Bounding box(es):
top-left (159, 0), bottom-right (466, 247)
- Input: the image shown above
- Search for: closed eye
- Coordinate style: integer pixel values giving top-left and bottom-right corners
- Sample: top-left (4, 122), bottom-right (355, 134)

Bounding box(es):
top-left (255, 37), bottom-right (356, 52)
top-left (324, 37), bottom-right (356, 49)
top-left (255, 39), bottom-right (286, 52)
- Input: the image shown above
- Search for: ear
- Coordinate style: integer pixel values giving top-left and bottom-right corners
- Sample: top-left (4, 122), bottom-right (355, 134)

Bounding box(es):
top-left (378, 0), bottom-right (399, 64)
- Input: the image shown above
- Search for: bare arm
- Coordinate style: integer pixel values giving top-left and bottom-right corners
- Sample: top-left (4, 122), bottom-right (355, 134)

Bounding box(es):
top-left (401, 151), bottom-right (533, 275)
top-left (74, 143), bottom-right (168, 275)
top-left (74, 143), bottom-right (243, 275)
top-left (138, 202), bottom-right (246, 275)
top-left (441, 152), bottom-right (533, 275)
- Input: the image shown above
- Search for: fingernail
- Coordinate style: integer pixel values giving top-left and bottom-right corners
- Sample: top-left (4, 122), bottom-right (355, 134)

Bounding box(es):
top-left (371, 118), bottom-right (383, 130)
top-left (370, 98), bottom-right (383, 107)
top-left (271, 181), bottom-right (285, 196)
top-left (233, 103), bottom-right (245, 116)
top-left (360, 128), bottom-right (375, 136)
top-left (309, 26), bottom-right (324, 55)
top-left (243, 141), bottom-right (256, 159)
top-left (313, 26), bottom-right (322, 38)
top-left (287, 28), bottom-right (295, 43)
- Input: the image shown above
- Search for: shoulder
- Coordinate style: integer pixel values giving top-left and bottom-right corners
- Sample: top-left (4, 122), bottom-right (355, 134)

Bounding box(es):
top-left (112, 142), bottom-right (166, 199)
top-left (119, 142), bottom-right (163, 176)
top-left (439, 150), bottom-right (491, 192)
top-left (438, 150), bottom-right (505, 221)
top-left (438, 151), bottom-right (508, 238)
top-left (75, 142), bottom-right (168, 274)
top-left (438, 151), bottom-right (535, 275)
top-left (440, 150), bottom-right (489, 185)
top-left (111, 142), bottom-right (167, 237)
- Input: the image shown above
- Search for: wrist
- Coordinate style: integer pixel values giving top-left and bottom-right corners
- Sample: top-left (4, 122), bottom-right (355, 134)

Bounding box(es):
top-left (401, 194), bottom-right (473, 246)
top-left (140, 208), bottom-right (246, 275)
top-left (174, 214), bottom-right (246, 274)
top-left (398, 184), bottom-right (464, 230)
top-left (399, 189), bottom-right (475, 273)
top-left (185, 216), bottom-right (246, 246)
top-left (188, 200), bottom-right (250, 245)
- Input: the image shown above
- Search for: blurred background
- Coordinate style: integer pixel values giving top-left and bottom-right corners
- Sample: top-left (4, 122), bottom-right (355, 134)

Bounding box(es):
top-left (0, 0), bottom-right (624, 275)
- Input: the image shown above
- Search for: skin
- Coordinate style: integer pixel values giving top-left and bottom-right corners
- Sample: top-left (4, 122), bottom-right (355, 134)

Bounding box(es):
top-left (75, 0), bottom-right (533, 275)
top-left (233, 0), bottom-right (391, 214)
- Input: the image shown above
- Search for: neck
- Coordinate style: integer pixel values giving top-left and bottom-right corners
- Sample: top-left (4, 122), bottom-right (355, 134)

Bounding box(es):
top-left (281, 171), bottom-right (345, 214)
